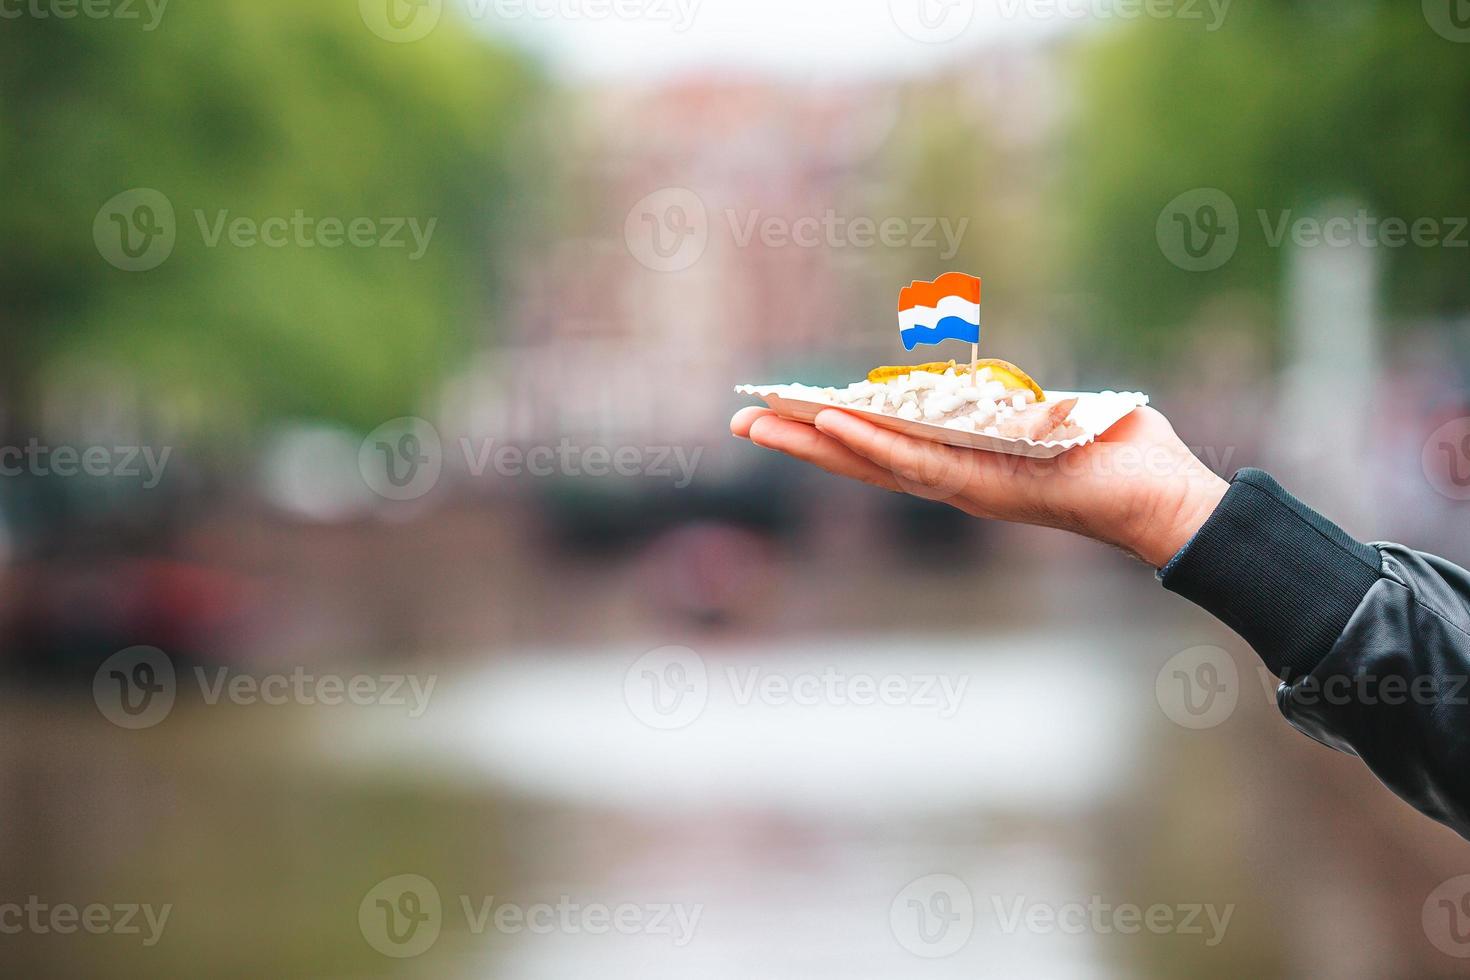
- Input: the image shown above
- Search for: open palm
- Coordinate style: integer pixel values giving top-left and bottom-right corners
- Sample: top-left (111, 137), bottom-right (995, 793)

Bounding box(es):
top-left (731, 405), bottom-right (1227, 567)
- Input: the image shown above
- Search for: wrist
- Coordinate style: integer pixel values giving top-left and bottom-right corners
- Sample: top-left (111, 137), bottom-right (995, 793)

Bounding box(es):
top-left (1133, 467), bottom-right (1229, 569)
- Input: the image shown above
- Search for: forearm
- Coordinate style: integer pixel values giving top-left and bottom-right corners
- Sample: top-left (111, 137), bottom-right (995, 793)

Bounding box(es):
top-left (1161, 468), bottom-right (1470, 839)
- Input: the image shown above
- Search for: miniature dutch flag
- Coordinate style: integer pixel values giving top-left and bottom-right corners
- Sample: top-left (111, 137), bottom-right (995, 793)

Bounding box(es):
top-left (897, 273), bottom-right (981, 351)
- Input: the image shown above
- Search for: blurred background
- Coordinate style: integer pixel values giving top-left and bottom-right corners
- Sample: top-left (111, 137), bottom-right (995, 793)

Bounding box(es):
top-left (3, 0), bottom-right (1470, 976)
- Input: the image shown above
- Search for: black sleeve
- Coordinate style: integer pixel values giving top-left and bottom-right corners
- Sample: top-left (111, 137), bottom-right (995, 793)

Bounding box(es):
top-left (1161, 468), bottom-right (1470, 840)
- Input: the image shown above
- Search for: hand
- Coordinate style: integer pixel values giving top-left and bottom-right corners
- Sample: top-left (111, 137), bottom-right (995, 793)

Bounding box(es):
top-left (731, 404), bottom-right (1228, 568)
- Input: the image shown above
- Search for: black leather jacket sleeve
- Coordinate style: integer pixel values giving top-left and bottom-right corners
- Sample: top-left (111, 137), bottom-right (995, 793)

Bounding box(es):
top-left (1161, 468), bottom-right (1470, 839)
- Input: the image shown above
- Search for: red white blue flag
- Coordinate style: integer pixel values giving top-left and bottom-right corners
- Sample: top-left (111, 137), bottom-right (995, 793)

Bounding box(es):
top-left (898, 273), bottom-right (981, 351)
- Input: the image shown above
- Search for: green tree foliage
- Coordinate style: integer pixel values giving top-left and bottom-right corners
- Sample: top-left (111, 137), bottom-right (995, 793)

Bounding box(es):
top-left (1066, 3), bottom-right (1470, 357)
top-left (0, 0), bottom-right (546, 432)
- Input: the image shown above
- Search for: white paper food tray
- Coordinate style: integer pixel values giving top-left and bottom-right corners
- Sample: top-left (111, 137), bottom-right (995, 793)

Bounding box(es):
top-left (735, 384), bottom-right (1149, 459)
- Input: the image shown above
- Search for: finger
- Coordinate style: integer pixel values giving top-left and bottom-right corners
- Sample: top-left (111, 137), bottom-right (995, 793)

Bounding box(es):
top-left (731, 406), bottom-right (776, 440)
top-left (812, 409), bottom-right (997, 495)
top-left (746, 414), bottom-right (904, 494)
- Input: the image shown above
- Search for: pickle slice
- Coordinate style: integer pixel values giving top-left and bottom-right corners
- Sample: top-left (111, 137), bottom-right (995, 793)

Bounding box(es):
top-left (866, 361), bottom-right (957, 384)
top-left (866, 358), bottom-right (1046, 403)
top-left (971, 359), bottom-right (1046, 403)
